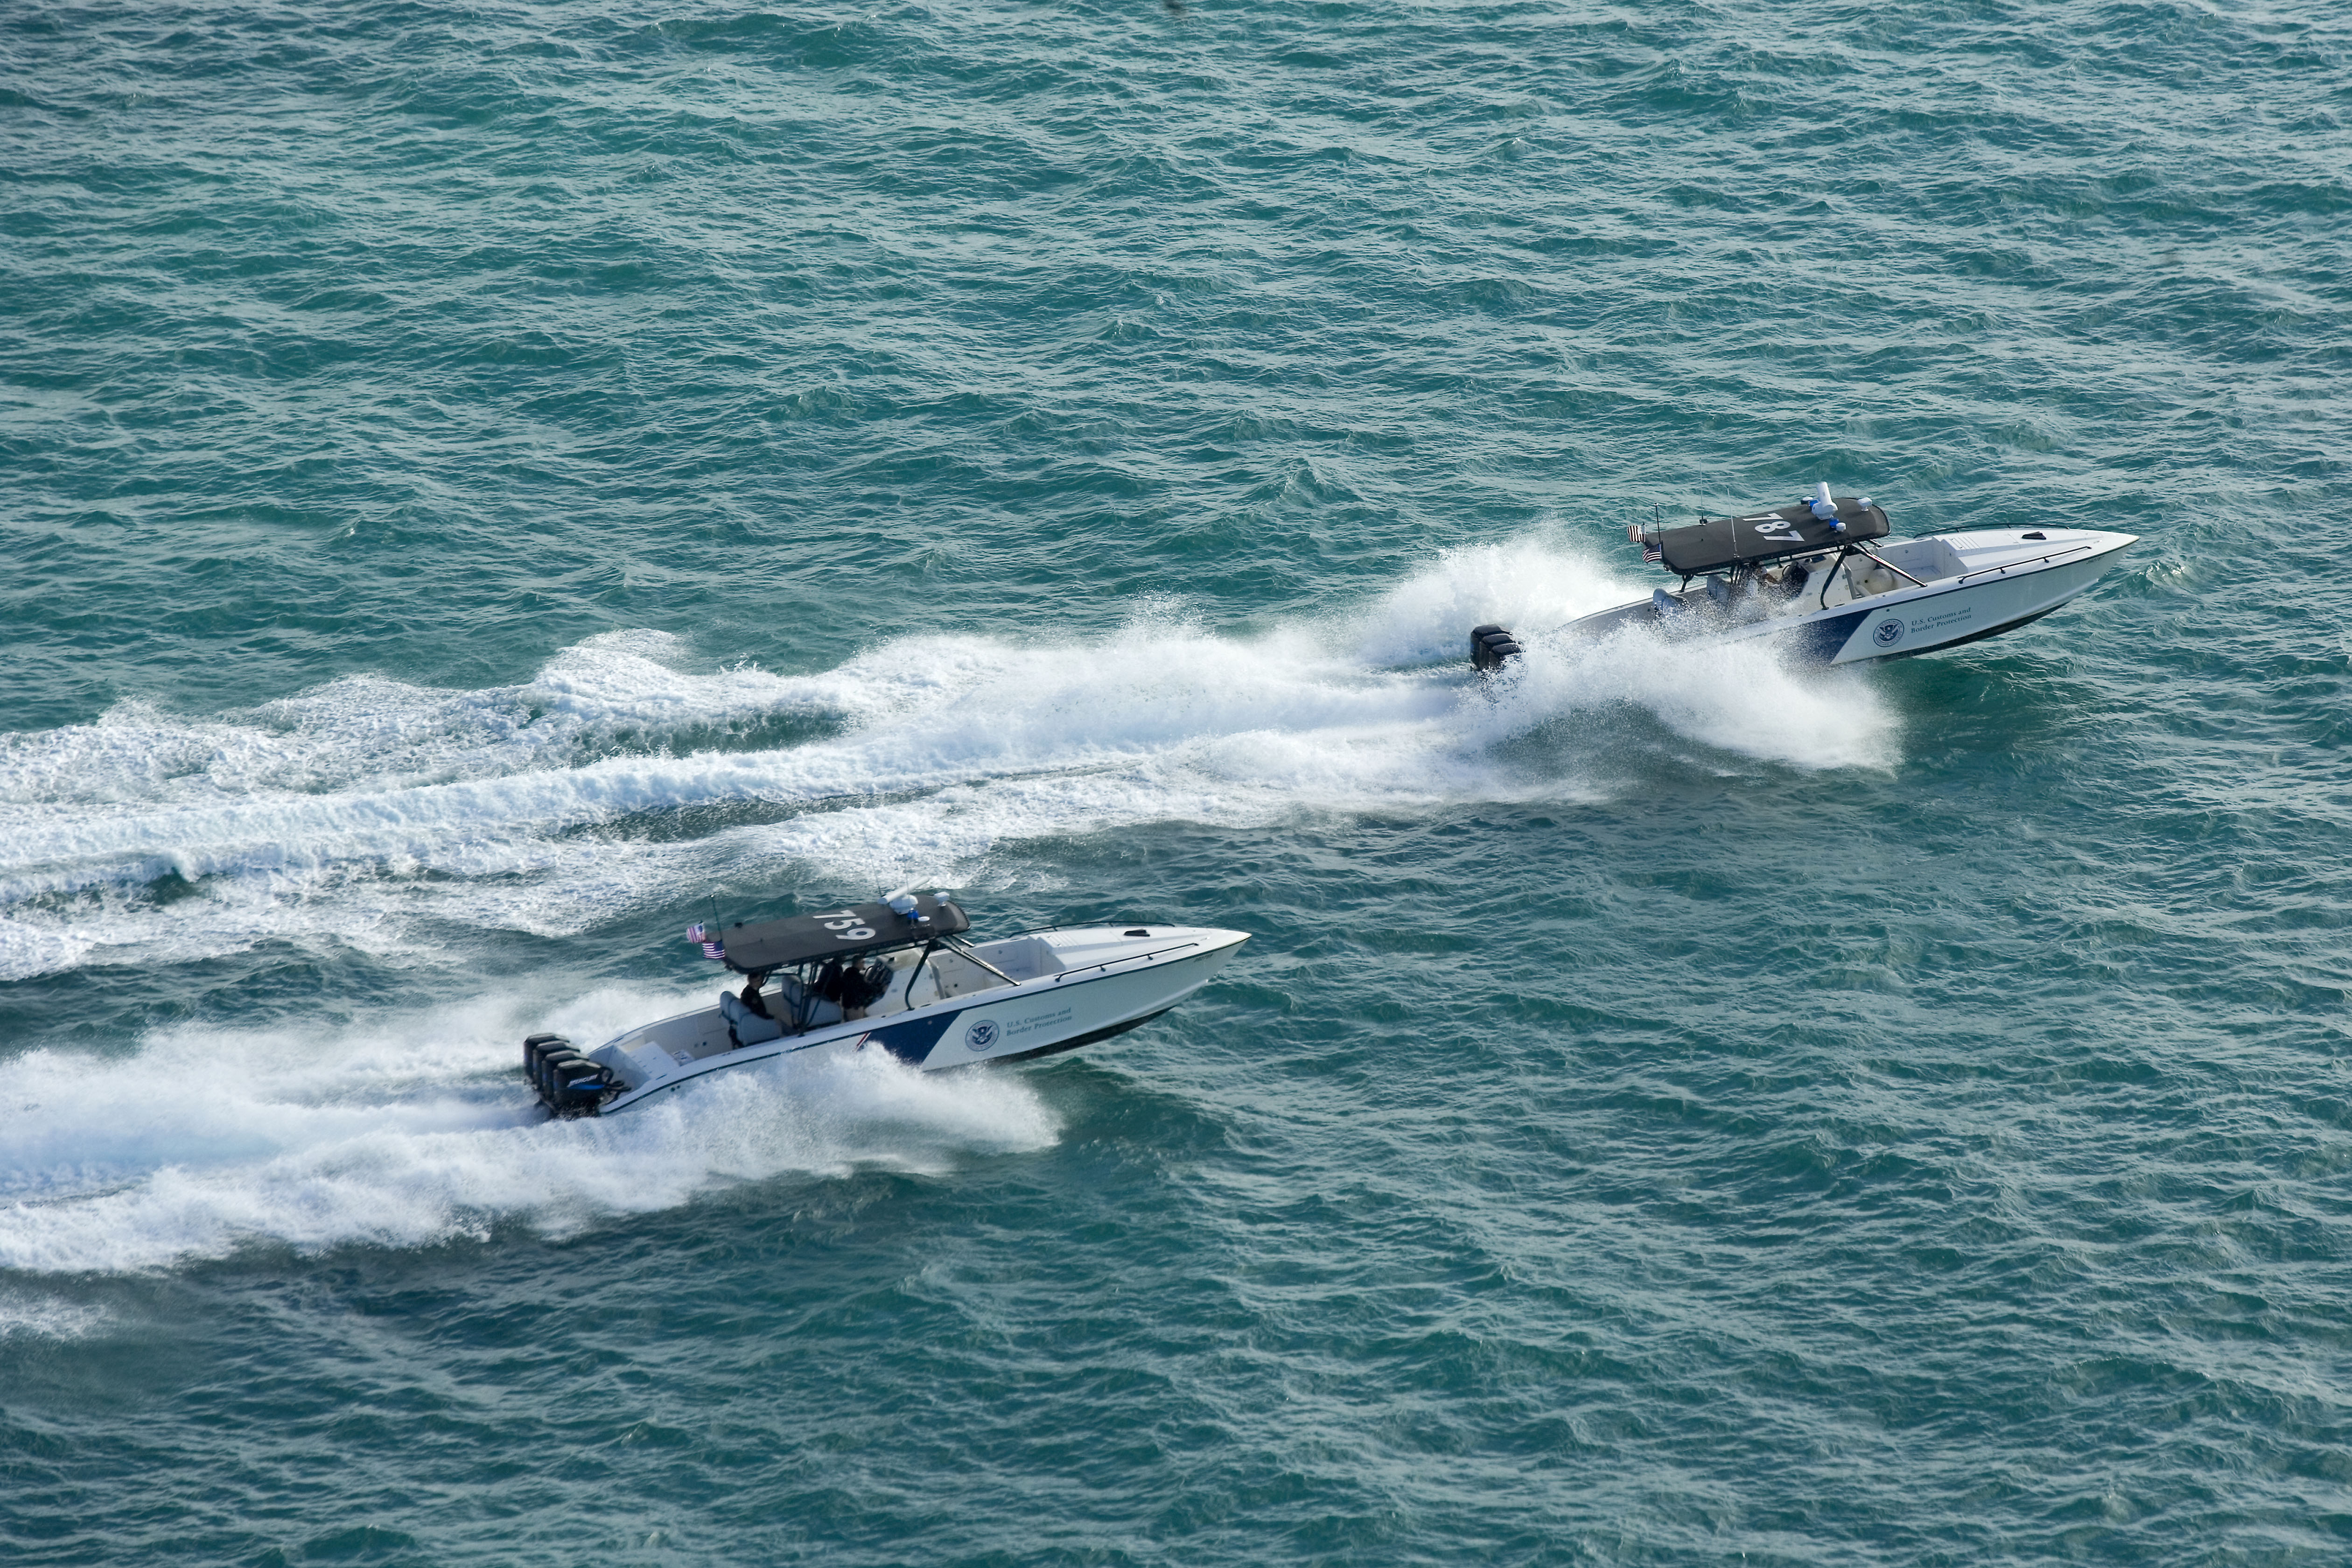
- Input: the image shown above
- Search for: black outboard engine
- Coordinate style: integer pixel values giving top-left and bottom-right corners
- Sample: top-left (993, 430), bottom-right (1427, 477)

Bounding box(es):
top-left (524, 1033), bottom-right (614, 1118)
top-left (1470, 623), bottom-right (1523, 673)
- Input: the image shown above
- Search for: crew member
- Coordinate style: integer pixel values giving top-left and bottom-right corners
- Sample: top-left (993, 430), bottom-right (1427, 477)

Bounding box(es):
top-left (740, 973), bottom-right (773, 1019)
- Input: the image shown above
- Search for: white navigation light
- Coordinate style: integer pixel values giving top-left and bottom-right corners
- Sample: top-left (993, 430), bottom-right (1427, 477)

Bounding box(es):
top-left (1809, 482), bottom-right (1838, 521)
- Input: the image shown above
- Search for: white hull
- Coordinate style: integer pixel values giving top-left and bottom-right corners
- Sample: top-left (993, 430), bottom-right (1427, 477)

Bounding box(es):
top-left (576, 925), bottom-right (1248, 1116)
top-left (1561, 528), bottom-right (2136, 665)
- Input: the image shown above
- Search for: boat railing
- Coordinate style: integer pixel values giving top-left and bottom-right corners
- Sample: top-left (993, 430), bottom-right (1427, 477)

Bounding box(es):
top-left (1854, 543), bottom-right (1931, 590)
top-left (1050, 940), bottom-right (1203, 985)
top-left (1953, 541), bottom-right (2095, 586)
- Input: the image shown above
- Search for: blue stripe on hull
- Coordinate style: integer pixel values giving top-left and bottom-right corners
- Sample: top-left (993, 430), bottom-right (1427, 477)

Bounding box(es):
top-left (861, 1010), bottom-right (962, 1066)
top-left (1790, 608), bottom-right (1871, 664)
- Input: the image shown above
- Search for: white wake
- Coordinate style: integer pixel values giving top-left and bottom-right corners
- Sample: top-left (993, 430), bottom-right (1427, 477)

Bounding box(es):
top-left (0, 539), bottom-right (1897, 981)
top-left (0, 539), bottom-right (1901, 1275)
top-left (0, 986), bottom-right (1061, 1275)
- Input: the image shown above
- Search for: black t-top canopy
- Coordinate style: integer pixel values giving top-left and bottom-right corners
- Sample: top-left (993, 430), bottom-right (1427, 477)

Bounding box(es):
top-left (714, 896), bottom-right (971, 974)
top-left (1646, 497), bottom-right (1889, 576)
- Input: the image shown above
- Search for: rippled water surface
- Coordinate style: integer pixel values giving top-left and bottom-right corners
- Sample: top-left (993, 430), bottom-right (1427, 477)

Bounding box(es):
top-left (4, 2), bottom-right (2349, 1562)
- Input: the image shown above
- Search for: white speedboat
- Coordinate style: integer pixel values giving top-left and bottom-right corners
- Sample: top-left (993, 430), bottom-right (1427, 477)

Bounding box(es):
top-left (1470, 484), bottom-right (2136, 672)
top-left (524, 894), bottom-right (1249, 1117)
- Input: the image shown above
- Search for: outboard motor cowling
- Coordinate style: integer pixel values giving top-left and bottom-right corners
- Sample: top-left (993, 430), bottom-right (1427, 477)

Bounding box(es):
top-left (552, 1064), bottom-right (612, 1115)
top-left (538, 1050), bottom-right (581, 1099)
top-left (524, 1036), bottom-right (571, 1098)
top-left (1470, 626), bottom-right (1523, 673)
top-left (523, 1032), bottom-right (611, 1117)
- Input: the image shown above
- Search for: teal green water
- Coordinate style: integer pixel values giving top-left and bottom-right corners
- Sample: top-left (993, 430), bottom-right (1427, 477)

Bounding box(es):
top-left (4, 2), bottom-right (2350, 1562)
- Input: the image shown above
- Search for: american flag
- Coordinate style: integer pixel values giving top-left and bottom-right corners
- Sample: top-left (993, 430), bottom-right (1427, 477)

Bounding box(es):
top-left (1642, 541), bottom-right (1662, 562)
top-left (687, 923), bottom-right (725, 961)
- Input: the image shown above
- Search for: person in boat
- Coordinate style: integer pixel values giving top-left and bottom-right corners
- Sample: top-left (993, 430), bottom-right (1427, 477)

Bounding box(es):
top-left (813, 956), bottom-right (891, 1020)
top-left (738, 972), bottom-right (774, 1020)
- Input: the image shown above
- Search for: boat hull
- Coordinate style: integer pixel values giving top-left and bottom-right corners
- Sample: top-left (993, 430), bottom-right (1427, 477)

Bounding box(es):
top-left (570, 926), bottom-right (1249, 1117)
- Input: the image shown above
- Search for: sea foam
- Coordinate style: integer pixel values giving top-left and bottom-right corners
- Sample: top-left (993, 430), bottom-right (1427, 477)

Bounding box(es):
top-left (0, 986), bottom-right (1060, 1274)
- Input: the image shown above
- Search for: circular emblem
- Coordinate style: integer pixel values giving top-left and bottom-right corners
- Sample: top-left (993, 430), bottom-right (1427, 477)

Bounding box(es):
top-left (965, 1020), bottom-right (999, 1052)
top-left (1873, 618), bottom-right (1905, 647)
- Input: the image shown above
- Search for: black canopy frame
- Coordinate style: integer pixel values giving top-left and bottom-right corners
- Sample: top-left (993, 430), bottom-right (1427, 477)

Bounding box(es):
top-left (715, 895), bottom-right (970, 974)
top-left (1637, 497), bottom-right (1891, 582)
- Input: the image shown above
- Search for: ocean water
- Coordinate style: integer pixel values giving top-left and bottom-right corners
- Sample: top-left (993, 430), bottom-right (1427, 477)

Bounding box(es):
top-left (3, 0), bottom-right (2349, 1561)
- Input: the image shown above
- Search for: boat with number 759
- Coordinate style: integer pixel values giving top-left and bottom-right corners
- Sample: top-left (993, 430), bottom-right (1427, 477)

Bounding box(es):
top-left (522, 892), bottom-right (1249, 1117)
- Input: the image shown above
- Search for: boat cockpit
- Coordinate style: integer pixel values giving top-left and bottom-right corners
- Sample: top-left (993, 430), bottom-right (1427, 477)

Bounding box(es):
top-left (697, 891), bottom-right (1130, 1050)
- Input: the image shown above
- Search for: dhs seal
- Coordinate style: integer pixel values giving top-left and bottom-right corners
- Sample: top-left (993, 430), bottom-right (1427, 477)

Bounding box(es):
top-left (1873, 618), bottom-right (1905, 648)
top-left (965, 1020), bottom-right (999, 1052)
